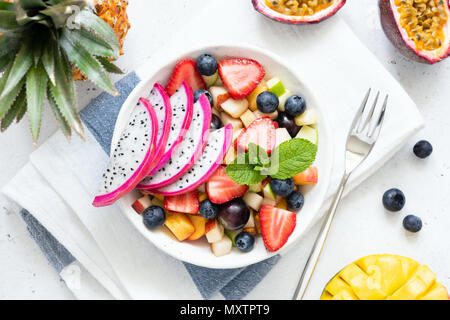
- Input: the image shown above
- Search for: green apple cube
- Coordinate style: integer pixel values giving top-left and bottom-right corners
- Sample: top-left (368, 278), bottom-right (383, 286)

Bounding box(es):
top-left (263, 183), bottom-right (277, 201)
top-left (277, 90), bottom-right (291, 112)
top-left (267, 77), bottom-right (286, 97)
top-left (202, 71), bottom-right (218, 88)
top-left (296, 125), bottom-right (318, 144)
top-left (295, 109), bottom-right (317, 126)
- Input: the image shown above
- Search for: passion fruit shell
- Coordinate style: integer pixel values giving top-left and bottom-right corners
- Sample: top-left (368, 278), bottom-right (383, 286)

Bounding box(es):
top-left (379, 0), bottom-right (450, 64)
top-left (252, 0), bottom-right (346, 24)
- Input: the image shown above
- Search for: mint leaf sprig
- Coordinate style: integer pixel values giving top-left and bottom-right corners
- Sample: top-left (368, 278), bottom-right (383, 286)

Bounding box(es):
top-left (225, 138), bottom-right (317, 185)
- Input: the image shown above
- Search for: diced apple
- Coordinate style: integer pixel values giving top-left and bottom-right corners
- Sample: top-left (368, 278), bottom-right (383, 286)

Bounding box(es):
top-left (224, 229), bottom-right (242, 247)
top-left (202, 72), bottom-right (218, 88)
top-left (295, 109), bottom-right (317, 126)
top-left (248, 183), bottom-right (262, 193)
top-left (243, 192), bottom-right (264, 211)
top-left (209, 86), bottom-right (229, 109)
top-left (232, 128), bottom-right (244, 144)
top-left (247, 80), bottom-right (268, 111)
top-left (266, 77), bottom-right (286, 97)
top-left (296, 125), bottom-right (318, 144)
top-left (221, 98), bottom-right (249, 118)
top-left (210, 236), bottom-right (232, 257)
top-left (244, 210), bottom-right (255, 228)
top-left (277, 90), bottom-right (291, 112)
top-left (293, 166), bottom-right (318, 185)
top-left (132, 195), bottom-right (152, 214)
top-left (220, 112), bottom-right (243, 130)
top-left (205, 219), bottom-right (224, 243)
top-left (275, 128), bottom-right (292, 149)
top-left (223, 146), bottom-right (237, 165)
top-left (164, 212), bottom-right (195, 241)
top-left (240, 109), bottom-right (257, 128)
top-left (187, 215), bottom-right (208, 241)
top-left (263, 183), bottom-right (277, 201)
top-left (262, 197), bottom-right (277, 207)
top-left (253, 109), bottom-right (278, 120)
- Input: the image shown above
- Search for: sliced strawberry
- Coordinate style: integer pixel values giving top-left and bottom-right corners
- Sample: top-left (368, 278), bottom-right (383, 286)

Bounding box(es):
top-left (164, 190), bottom-right (199, 214)
top-left (206, 166), bottom-right (249, 204)
top-left (166, 60), bottom-right (206, 96)
top-left (236, 117), bottom-right (276, 154)
top-left (218, 58), bottom-right (265, 99)
top-left (259, 205), bottom-right (296, 252)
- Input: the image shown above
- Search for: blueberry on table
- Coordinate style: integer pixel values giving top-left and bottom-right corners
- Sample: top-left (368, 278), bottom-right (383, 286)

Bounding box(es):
top-left (270, 178), bottom-right (295, 197)
top-left (403, 215), bottom-right (422, 232)
top-left (275, 111), bottom-right (300, 137)
top-left (413, 140), bottom-right (433, 159)
top-left (194, 89), bottom-right (214, 106)
top-left (218, 198), bottom-right (250, 230)
top-left (287, 191), bottom-right (305, 211)
top-left (285, 95), bottom-right (306, 117)
top-left (199, 199), bottom-right (219, 219)
top-left (143, 206), bottom-right (165, 229)
top-left (196, 54), bottom-right (218, 76)
top-left (235, 232), bottom-right (255, 252)
top-left (382, 188), bottom-right (405, 212)
top-left (257, 91), bottom-right (279, 113)
top-left (210, 114), bottom-right (223, 131)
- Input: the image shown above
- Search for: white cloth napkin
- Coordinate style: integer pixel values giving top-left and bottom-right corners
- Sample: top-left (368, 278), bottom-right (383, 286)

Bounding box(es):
top-left (2, 0), bottom-right (424, 299)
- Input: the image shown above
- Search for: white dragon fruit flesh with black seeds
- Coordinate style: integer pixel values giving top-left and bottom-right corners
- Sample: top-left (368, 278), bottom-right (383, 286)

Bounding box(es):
top-left (138, 94), bottom-right (212, 190)
top-left (93, 98), bottom-right (158, 207)
top-left (151, 124), bottom-right (233, 196)
top-left (147, 82), bottom-right (194, 175)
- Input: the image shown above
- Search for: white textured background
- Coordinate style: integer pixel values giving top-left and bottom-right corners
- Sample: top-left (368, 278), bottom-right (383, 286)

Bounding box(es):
top-left (1, 0), bottom-right (449, 299)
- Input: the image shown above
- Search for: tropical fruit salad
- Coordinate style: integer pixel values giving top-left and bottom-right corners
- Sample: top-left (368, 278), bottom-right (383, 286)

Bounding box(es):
top-left (93, 53), bottom-right (319, 257)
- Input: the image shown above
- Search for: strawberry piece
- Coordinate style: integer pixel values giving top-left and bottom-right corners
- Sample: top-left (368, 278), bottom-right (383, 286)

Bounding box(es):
top-left (206, 166), bottom-right (249, 204)
top-left (164, 190), bottom-right (199, 214)
top-left (218, 58), bottom-right (265, 99)
top-left (259, 205), bottom-right (296, 252)
top-left (166, 60), bottom-right (206, 96)
top-left (236, 117), bottom-right (276, 154)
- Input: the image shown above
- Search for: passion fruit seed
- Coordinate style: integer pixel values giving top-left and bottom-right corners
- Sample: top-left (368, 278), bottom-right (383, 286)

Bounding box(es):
top-left (395, 0), bottom-right (448, 51)
top-left (266, 0), bottom-right (335, 16)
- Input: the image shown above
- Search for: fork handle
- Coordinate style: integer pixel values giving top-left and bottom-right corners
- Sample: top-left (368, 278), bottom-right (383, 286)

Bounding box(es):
top-left (292, 173), bottom-right (349, 300)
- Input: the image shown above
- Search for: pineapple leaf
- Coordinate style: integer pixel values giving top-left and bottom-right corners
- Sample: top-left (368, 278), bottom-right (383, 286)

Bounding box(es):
top-left (0, 35), bottom-right (20, 57)
top-left (64, 27), bottom-right (117, 59)
top-left (18, 0), bottom-right (48, 10)
top-left (97, 56), bottom-right (124, 74)
top-left (26, 62), bottom-right (47, 142)
top-left (40, 0), bottom-right (86, 28)
top-left (0, 77), bottom-right (25, 119)
top-left (59, 32), bottom-right (118, 96)
top-left (49, 45), bottom-right (84, 139)
top-left (74, 9), bottom-right (120, 54)
top-left (0, 1), bottom-right (14, 11)
top-left (41, 36), bottom-right (56, 84)
top-left (16, 96), bottom-right (27, 123)
top-left (1, 38), bottom-right (33, 99)
top-left (47, 85), bottom-right (71, 141)
top-left (1, 87), bottom-right (25, 132)
top-left (0, 10), bottom-right (21, 32)
top-left (0, 55), bottom-right (12, 72)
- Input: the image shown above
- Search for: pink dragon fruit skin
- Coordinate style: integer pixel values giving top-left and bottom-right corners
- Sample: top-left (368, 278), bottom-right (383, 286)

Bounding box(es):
top-left (150, 124), bottom-right (233, 196)
top-left (147, 82), bottom-right (194, 175)
top-left (92, 99), bottom-right (158, 207)
top-left (137, 94), bottom-right (212, 190)
top-left (141, 84), bottom-right (172, 175)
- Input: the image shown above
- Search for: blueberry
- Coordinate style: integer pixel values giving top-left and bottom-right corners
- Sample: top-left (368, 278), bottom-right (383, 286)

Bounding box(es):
top-left (403, 215), bottom-right (422, 232)
top-left (270, 178), bottom-right (295, 197)
top-left (413, 140), bottom-right (433, 159)
top-left (285, 95), bottom-right (306, 117)
top-left (286, 191), bottom-right (304, 211)
top-left (199, 199), bottom-right (219, 219)
top-left (194, 89), bottom-right (213, 106)
top-left (257, 91), bottom-right (279, 113)
top-left (275, 112), bottom-right (301, 137)
top-left (142, 206), bottom-right (165, 229)
top-left (196, 54), bottom-right (218, 76)
top-left (235, 232), bottom-right (255, 252)
top-left (210, 114), bottom-right (223, 130)
top-left (382, 188), bottom-right (406, 212)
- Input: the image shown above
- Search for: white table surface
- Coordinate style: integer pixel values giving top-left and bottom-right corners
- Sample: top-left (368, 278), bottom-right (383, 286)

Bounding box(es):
top-left (1, 0), bottom-right (449, 299)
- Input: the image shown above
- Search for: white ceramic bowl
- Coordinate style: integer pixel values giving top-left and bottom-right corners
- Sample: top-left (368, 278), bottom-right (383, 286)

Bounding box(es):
top-left (114, 43), bottom-right (334, 269)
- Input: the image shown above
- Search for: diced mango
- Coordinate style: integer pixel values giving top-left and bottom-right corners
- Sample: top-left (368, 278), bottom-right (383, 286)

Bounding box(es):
top-left (187, 215), bottom-right (208, 241)
top-left (164, 212), bottom-right (195, 241)
top-left (247, 80), bottom-right (268, 111)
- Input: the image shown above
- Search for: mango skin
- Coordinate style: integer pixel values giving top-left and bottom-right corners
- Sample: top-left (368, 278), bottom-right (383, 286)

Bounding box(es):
top-left (321, 254), bottom-right (449, 300)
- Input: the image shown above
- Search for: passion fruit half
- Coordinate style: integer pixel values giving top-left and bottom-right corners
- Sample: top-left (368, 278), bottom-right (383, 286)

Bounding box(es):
top-left (380, 0), bottom-right (450, 64)
top-left (252, 0), bottom-right (346, 24)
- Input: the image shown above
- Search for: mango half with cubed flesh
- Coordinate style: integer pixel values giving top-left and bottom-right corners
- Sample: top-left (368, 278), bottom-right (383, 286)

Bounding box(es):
top-left (379, 0), bottom-right (450, 64)
top-left (321, 254), bottom-right (449, 300)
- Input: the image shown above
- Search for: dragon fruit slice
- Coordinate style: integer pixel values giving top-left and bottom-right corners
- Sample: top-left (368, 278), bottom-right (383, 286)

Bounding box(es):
top-left (147, 82), bottom-right (194, 175)
top-left (151, 124), bottom-right (233, 196)
top-left (92, 99), bottom-right (158, 207)
top-left (138, 94), bottom-right (212, 190)
top-left (143, 83), bottom-right (172, 174)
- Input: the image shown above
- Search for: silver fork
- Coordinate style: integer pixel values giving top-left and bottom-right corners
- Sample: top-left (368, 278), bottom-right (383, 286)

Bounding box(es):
top-left (292, 89), bottom-right (388, 300)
